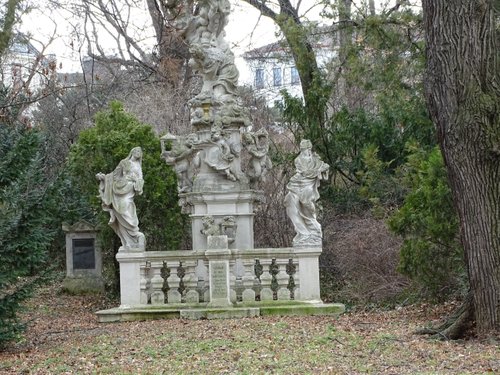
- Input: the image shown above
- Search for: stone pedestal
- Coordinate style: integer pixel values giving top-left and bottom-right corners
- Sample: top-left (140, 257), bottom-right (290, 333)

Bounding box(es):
top-left (295, 247), bottom-right (322, 302)
top-left (184, 190), bottom-right (263, 250)
top-left (116, 250), bottom-right (143, 307)
top-left (206, 235), bottom-right (232, 307)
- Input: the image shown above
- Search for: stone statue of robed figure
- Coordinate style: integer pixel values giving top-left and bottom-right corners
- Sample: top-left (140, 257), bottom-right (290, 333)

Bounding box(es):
top-left (96, 147), bottom-right (145, 251)
top-left (285, 140), bottom-right (329, 247)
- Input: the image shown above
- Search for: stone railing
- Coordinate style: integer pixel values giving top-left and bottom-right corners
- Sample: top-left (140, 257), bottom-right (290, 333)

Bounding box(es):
top-left (116, 245), bottom-right (322, 307)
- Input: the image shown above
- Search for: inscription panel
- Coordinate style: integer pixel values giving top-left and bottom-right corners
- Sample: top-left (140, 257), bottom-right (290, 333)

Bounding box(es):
top-left (210, 262), bottom-right (228, 299)
top-left (72, 238), bottom-right (95, 270)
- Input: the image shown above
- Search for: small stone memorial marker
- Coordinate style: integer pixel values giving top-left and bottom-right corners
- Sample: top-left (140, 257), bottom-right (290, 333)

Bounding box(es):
top-left (62, 222), bottom-right (104, 294)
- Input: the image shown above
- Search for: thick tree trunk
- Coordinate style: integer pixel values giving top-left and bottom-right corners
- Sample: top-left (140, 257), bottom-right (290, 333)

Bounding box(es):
top-left (146, 0), bottom-right (192, 86)
top-left (422, 0), bottom-right (500, 335)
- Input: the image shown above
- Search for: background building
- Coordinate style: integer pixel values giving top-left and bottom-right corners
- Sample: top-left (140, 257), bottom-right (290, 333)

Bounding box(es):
top-left (242, 28), bottom-right (335, 107)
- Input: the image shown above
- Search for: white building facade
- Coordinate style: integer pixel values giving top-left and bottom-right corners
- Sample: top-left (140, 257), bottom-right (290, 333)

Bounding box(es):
top-left (0, 34), bottom-right (56, 93)
top-left (242, 32), bottom-right (336, 107)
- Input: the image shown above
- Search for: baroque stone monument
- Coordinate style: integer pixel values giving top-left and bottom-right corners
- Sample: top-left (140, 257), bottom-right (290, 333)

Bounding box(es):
top-left (96, 0), bottom-right (344, 322)
top-left (160, 0), bottom-right (270, 252)
top-left (62, 221), bottom-right (104, 294)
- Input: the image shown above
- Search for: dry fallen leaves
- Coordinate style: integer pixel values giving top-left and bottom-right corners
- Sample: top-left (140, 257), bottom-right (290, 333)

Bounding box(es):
top-left (0, 283), bottom-right (498, 374)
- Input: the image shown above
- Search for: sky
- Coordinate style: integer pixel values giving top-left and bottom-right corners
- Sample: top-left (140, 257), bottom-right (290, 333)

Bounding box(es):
top-left (18, 0), bottom-right (326, 77)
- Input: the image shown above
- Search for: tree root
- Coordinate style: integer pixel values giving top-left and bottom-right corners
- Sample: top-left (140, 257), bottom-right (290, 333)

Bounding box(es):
top-left (415, 293), bottom-right (474, 340)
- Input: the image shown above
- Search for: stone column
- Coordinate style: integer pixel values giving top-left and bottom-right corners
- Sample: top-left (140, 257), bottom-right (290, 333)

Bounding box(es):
top-left (295, 247), bottom-right (323, 302)
top-left (205, 235), bottom-right (232, 307)
top-left (116, 251), bottom-right (143, 307)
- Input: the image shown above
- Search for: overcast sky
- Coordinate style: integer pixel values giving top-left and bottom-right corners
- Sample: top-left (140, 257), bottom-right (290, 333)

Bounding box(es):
top-left (18, 1), bottom-right (329, 75)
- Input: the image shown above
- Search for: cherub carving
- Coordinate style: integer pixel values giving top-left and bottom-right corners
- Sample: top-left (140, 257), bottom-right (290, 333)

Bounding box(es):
top-left (242, 128), bottom-right (272, 184)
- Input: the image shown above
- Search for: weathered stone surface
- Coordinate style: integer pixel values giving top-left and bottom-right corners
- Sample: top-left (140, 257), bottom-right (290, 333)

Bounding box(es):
top-left (284, 139), bottom-right (329, 247)
top-left (96, 147), bottom-right (145, 251)
top-left (185, 290), bottom-right (200, 303)
top-left (180, 307), bottom-right (260, 320)
top-left (63, 221), bottom-right (103, 294)
top-left (260, 288), bottom-right (274, 301)
top-left (277, 288), bottom-right (291, 301)
top-left (242, 289), bottom-right (256, 302)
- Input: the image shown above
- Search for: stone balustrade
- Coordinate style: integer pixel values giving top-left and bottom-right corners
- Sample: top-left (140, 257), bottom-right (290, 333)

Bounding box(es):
top-left (116, 247), bottom-right (322, 308)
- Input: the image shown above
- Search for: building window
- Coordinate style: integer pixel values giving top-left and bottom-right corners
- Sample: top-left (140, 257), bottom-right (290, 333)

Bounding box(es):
top-left (273, 67), bottom-right (282, 86)
top-left (291, 66), bottom-right (300, 85)
top-left (255, 68), bottom-right (264, 89)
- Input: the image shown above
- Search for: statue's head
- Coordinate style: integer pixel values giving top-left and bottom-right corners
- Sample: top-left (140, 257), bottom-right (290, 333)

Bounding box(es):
top-left (129, 147), bottom-right (143, 160)
top-left (242, 132), bottom-right (254, 145)
top-left (300, 139), bottom-right (312, 150)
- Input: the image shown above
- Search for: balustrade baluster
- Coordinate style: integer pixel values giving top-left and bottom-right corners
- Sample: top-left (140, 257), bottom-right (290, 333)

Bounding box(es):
top-left (241, 258), bottom-right (256, 302)
top-left (166, 261), bottom-right (182, 304)
top-left (259, 258), bottom-right (273, 301)
top-left (183, 260), bottom-right (199, 303)
top-left (288, 258), bottom-right (299, 300)
top-left (195, 259), bottom-right (209, 302)
top-left (150, 261), bottom-right (165, 305)
top-left (276, 259), bottom-right (291, 300)
top-left (140, 261), bottom-right (151, 304)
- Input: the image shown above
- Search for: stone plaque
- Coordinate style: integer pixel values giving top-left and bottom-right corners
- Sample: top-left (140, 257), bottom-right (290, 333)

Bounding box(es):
top-left (211, 262), bottom-right (228, 299)
top-left (72, 238), bottom-right (95, 270)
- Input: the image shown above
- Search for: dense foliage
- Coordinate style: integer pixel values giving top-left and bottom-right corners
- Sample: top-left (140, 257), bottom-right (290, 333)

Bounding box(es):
top-left (68, 101), bottom-right (187, 261)
top-left (278, 5), bottom-right (468, 302)
top-left (281, 6), bottom-right (435, 198)
top-left (0, 85), bottom-right (88, 347)
top-left (388, 146), bottom-right (464, 299)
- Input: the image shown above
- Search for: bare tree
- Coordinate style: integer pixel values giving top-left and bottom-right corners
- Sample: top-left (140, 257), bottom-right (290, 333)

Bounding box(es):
top-left (70, 0), bottom-right (196, 86)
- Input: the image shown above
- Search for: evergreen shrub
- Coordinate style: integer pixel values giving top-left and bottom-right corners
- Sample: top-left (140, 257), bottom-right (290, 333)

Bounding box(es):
top-left (68, 101), bottom-right (187, 290)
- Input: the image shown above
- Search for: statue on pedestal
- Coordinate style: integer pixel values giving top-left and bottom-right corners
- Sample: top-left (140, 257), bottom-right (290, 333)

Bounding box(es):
top-left (285, 140), bottom-right (329, 247)
top-left (96, 147), bottom-right (145, 250)
top-left (242, 128), bottom-right (272, 185)
top-left (161, 133), bottom-right (200, 193)
top-left (184, 0), bottom-right (239, 105)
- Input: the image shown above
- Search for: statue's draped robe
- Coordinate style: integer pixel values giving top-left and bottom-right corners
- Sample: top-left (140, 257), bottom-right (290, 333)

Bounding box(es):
top-left (285, 152), bottom-right (329, 245)
top-left (99, 159), bottom-right (143, 248)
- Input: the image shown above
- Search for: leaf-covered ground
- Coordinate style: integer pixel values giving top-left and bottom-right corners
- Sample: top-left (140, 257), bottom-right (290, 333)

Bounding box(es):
top-left (1, 284), bottom-right (498, 374)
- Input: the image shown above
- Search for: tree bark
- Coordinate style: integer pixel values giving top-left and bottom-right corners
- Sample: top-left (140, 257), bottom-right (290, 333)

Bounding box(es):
top-left (0, 0), bottom-right (22, 57)
top-left (422, 0), bottom-right (500, 335)
top-left (145, 0), bottom-right (193, 85)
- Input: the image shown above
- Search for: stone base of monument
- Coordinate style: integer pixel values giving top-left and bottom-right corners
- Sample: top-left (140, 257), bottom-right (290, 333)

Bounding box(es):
top-left (180, 307), bottom-right (260, 319)
top-left (95, 302), bottom-right (345, 323)
top-left (62, 276), bottom-right (104, 295)
top-left (96, 236), bottom-right (346, 323)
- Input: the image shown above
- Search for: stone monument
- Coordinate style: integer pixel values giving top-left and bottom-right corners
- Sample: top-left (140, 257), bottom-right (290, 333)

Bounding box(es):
top-left (96, 0), bottom-right (344, 322)
top-left (62, 221), bottom-right (104, 294)
top-left (161, 0), bottom-right (271, 253)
